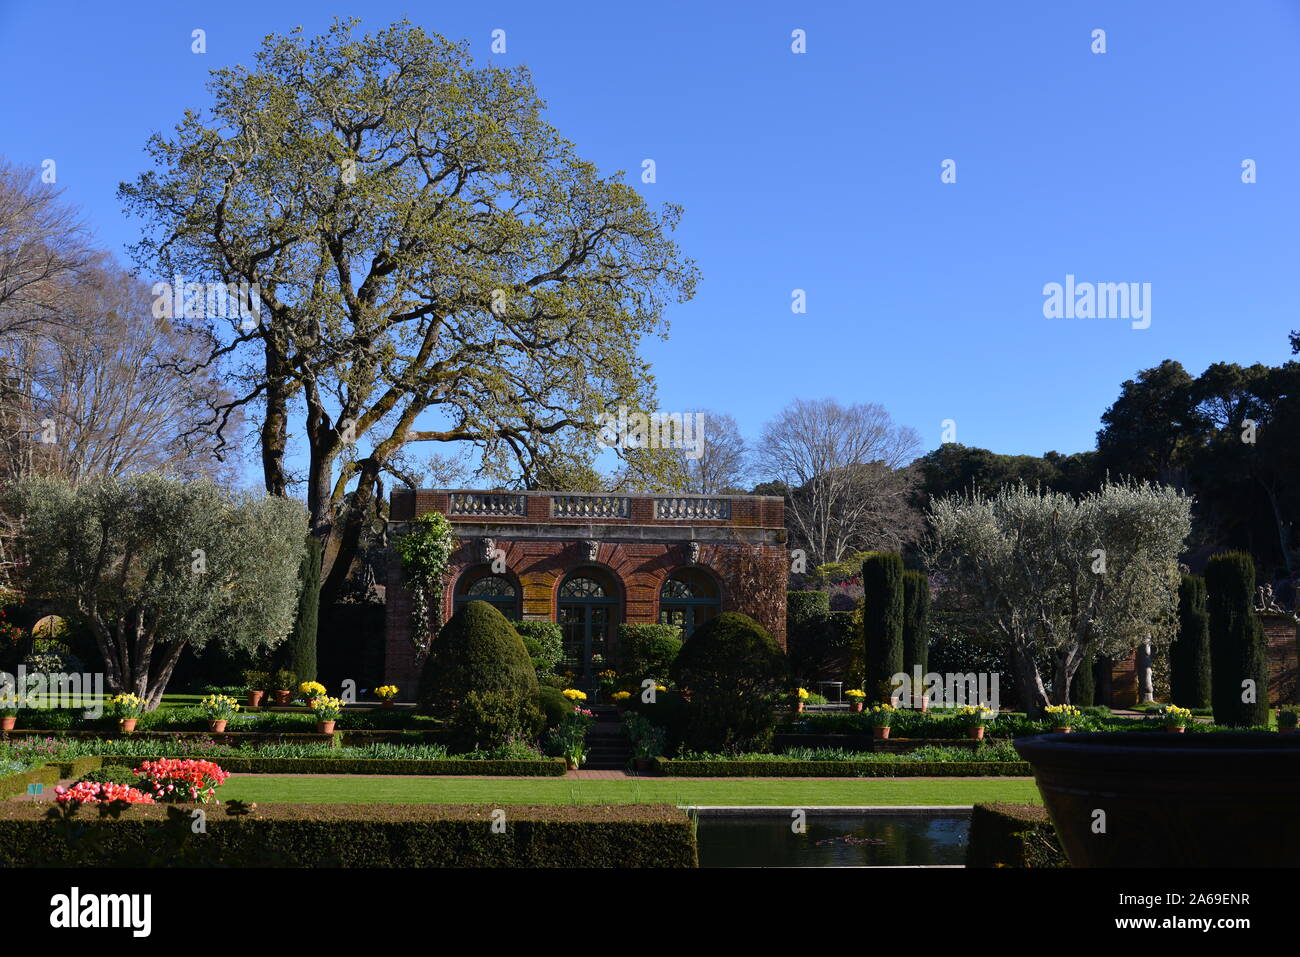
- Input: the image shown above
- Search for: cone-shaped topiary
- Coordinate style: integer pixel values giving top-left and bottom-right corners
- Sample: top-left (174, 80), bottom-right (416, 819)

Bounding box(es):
top-left (862, 552), bottom-right (904, 701)
top-left (901, 570), bottom-right (930, 678)
top-left (1205, 552), bottom-right (1267, 726)
top-left (670, 612), bottom-right (787, 752)
top-left (418, 600), bottom-right (541, 749)
top-left (1171, 574), bottom-right (1212, 709)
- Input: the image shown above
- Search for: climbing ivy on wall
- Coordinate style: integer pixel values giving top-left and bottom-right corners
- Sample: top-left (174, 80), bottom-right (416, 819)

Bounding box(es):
top-left (396, 512), bottom-right (455, 659)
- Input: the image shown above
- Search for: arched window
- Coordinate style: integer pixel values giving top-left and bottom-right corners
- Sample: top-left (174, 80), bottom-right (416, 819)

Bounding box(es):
top-left (454, 569), bottom-right (520, 619)
top-left (659, 569), bottom-right (720, 638)
top-left (557, 568), bottom-right (621, 688)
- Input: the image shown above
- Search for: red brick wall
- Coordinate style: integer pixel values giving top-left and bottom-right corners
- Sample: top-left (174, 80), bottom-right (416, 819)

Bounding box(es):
top-left (383, 491), bottom-right (788, 691)
top-left (1260, 614), bottom-right (1299, 706)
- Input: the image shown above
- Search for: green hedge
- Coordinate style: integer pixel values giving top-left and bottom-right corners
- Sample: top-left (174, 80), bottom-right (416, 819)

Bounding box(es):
top-left (654, 758), bottom-right (1030, 777)
top-left (966, 803), bottom-right (1067, 868)
top-left (0, 802), bottom-right (697, 868)
top-left (0, 764), bottom-right (61, 799)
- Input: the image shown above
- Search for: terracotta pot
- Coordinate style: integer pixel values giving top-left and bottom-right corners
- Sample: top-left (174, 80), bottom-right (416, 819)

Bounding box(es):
top-left (317, 720), bottom-right (335, 734)
top-left (247, 690), bottom-right (265, 708)
top-left (0, 716), bottom-right (15, 731)
top-left (633, 757), bottom-right (651, 772)
top-left (851, 701), bottom-right (864, 713)
top-left (1280, 725), bottom-right (1297, 734)
top-left (382, 699), bottom-right (394, 709)
top-left (1167, 725), bottom-right (1186, 733)
top-left (872, 726), bottom-right (890, 740)
top-left (1052, 726), bottom-right (1072, 734)
top-left (274, 690), bottom-right (291, 705)
top-left (795, 701), bottom-right (805, 713)
top-left (1015, 732), bottom-right (1300, 867)
top-left (120, 718), bottom-right (137, 732)
top-left (968, 725), bottom-right (985, 740)
top-left (916, 695), bottom-right (930, 713)
top-left (564, 756), bottom-right (579, 770)
top-left (208, 719), bottom-right (227, 733)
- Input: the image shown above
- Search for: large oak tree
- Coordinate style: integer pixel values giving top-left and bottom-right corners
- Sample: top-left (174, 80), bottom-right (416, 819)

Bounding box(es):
top-left (119, 18), bottom-right (698, 606)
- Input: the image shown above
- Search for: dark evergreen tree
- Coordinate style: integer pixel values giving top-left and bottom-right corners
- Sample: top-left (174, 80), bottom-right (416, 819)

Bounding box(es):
top-left (901, 570), bottom-right (930, 677)
top-left (862, 552), bottom-right (904, 701)
top-left (288, 534), bottom-right (321, 684)
top-left (1171, 574), bottom-right (1212, 709)
top-left (1206, 553), bottom-right (1267, 726)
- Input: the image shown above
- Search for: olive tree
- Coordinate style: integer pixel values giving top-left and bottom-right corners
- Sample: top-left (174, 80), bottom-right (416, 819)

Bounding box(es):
top-left (9, 473), bottom-right (305, 707)
top-left (924, 481), bottom-right (1190, 715)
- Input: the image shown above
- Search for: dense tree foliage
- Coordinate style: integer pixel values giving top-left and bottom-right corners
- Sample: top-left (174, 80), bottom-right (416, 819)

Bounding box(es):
top-left (8, 474), bottom-right (305, 707)
top-left (925, 481), bottom-right (1190, 715)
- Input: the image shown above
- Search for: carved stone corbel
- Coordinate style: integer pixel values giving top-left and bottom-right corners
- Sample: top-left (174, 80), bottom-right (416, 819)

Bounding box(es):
top-left (582, 539), bottom-right (600, 562)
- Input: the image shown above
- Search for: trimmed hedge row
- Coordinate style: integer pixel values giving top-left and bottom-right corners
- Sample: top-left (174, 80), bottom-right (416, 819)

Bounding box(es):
top-left (966, 803), bottom-right (1067, 868)
top-left (83, 755), bottom-right (568, 776)
top-left (653, 758), bottom-right (1031, 777)
top-left (0, 802), bottom-right (697, 868)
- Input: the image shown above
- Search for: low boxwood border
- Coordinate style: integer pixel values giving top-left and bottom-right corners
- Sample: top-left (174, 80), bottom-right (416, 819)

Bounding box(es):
top-left (653, 758), bottom-right (1031, 777)
top-left (966, 803), bottom-right (1067, 868)
top-left (0, 802), bottom-right (697, 867)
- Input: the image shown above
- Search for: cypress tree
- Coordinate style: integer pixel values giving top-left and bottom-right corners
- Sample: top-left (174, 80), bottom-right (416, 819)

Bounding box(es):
top-left (288, 534), bottom-right (322, 685)
top-left (1170, 574), bottom-right (1212, 709)
top-left (862, 552), bottom-right (904, 701)
top-left (901, 570), bottom-right (930, 677)
top-left (1205, 552), bottom-right (1267, 726)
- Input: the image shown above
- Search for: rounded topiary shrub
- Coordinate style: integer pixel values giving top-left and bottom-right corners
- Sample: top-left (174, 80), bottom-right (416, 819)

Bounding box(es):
top-left (536, 684), bottom-right (572, 729)
top-left (617, 623), bottom-right (683, 683)
top-left (670, 612), bottom-right (788, 753)
top-left (419, 600), bottom-right (541, 748)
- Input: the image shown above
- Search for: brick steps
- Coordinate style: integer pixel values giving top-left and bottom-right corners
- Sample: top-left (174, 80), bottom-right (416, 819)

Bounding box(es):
top-left (583, 706), bottom-right (632, 770)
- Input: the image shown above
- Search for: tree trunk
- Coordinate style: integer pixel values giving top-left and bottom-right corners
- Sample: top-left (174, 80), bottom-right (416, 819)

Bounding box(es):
top-left (1137, 641), bottom-right (1155, 703)
top-left (1011, 637), bottom-right (1050, 717)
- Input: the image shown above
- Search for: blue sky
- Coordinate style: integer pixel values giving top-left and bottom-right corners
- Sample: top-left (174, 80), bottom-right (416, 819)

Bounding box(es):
top-left (2, 0), bottom-right (1298, 481)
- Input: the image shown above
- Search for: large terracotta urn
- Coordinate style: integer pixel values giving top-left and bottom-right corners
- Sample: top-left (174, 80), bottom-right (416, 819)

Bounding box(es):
top-left (1014, 732), bottom-right (1300, 867)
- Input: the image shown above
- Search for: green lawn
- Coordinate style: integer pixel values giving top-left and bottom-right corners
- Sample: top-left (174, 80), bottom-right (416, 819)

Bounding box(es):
top-left (218, 774), bottom-right (1042, 806)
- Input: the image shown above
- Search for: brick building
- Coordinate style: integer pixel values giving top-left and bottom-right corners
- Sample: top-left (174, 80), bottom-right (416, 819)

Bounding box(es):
top-left (384, 489), bottom-right (788, 691)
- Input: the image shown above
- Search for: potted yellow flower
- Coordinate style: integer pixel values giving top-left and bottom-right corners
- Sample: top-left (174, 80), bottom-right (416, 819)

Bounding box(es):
top-left (107, 693), bottom-right (146, 732)
top-left (1156, 704), bottom-right (1193, 732)
top-left (313, 696), bottom-right (344, 734)
top-left (792, 687), bottom-right (810, 713)
top-left (299, 680), bottom-right (327, 708)
top-left (845, 688), bottom-right (866, 713)
top-left (867, 703), bottom-right (896, 740)
top-left (611, 690), bottom-right (632, 711)
top-left (1278, 709), bottom-right (1298, 734)
top-left (375, 684), bottom-right (399, 708)
top-left (957, 704), bottom-right (996, 740)
top-left (200, 693), bottom-right (241, 732)
top-left (562, 688), bottom-right (587, 703)
top-left (1044, 703), bottom-right (1081, 733)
